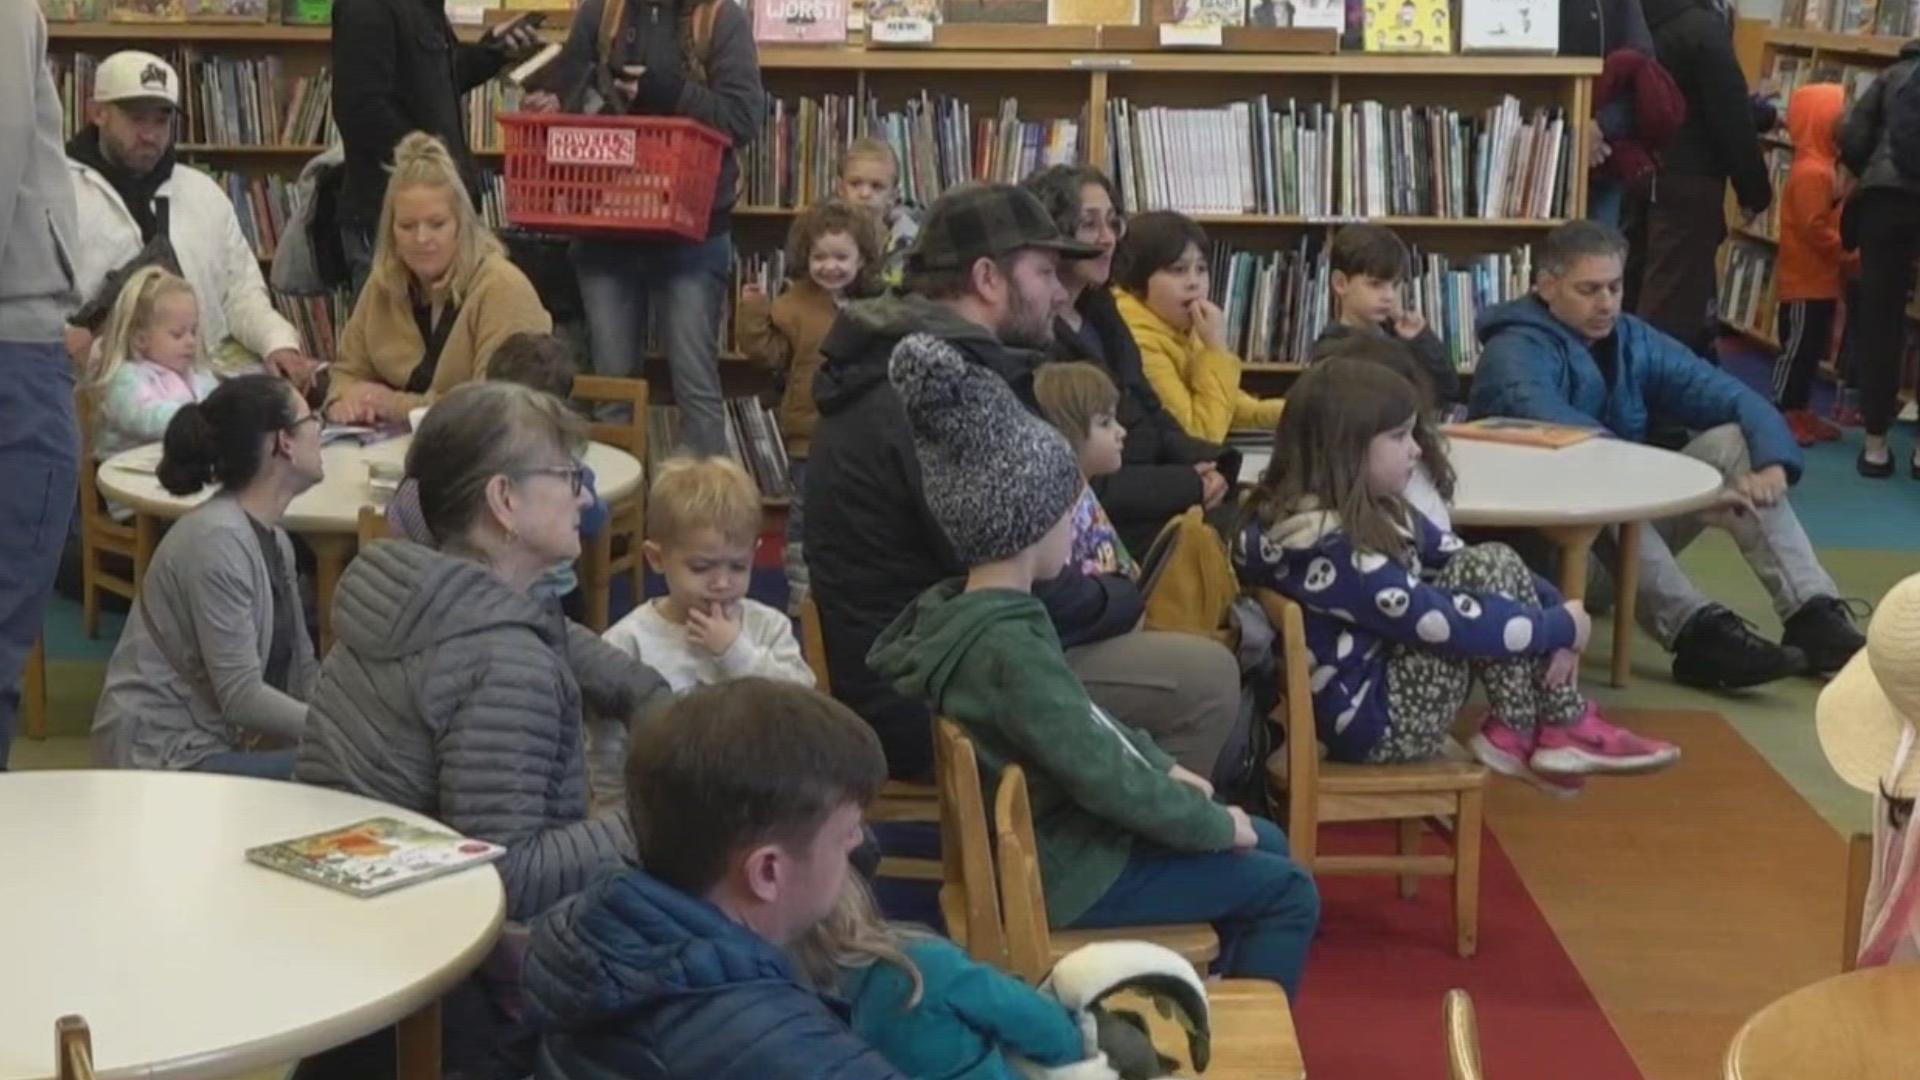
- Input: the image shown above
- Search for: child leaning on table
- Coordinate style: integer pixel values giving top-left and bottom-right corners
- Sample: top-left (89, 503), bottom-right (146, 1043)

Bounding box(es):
top-left (1231, 357), bottom-right (1680, 799)
top-left (89, 266), bottom-right (219, 462)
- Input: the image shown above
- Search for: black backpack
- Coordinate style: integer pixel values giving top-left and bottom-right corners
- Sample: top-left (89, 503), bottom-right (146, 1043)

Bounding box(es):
top-left (1884, 63), bottom-right (1920, 180)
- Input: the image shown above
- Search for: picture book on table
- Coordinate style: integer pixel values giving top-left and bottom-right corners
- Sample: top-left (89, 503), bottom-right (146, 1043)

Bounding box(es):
top-left (755, 0), bottom-right (851, 40)
top-left (247, 817), bottom-right (506, 898)
top-left (110, 0), bottom-right (187, 20)
top-left (1149, 0), bottom-right (1243, 26)
top-left (1442, 417), bottom-right (1600, 449)
top-left (1459, 0), bottom-right (1556, 52)
top-left (1363, 0), bottom-right (1450, 51)
top-left (1049, 0), bottom-right (1138, 23)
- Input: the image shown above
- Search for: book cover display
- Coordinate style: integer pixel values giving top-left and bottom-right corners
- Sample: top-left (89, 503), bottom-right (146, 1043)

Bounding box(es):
top-left (1149, 0), bottom-right (1243, 26)
top-left (1363, 0), bottom-right (1450, 52)
top-left (39, 0), bottom-right (110, 19)
top-left (185, 0), bottom-right (270, 18)
top-left (945, 0), bottom-right (1045, 21)
top-left (1460, 0), bottom-right (1556, 52)
top-left (111, 0), bottom-right (188, 20)
top-left (247, 817), bottom-right (505, 897)
top-left (755, 0), bottom-right (850, 40)
top-left (1049, 0), bottom-right (1138, 24)
top-left (867, 0), bottom-right (941, 41)
top-left (282, 0), bottom-right (333, 22)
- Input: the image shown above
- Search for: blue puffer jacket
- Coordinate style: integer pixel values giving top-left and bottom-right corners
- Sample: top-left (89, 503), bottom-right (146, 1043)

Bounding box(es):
top-left (522, 868), bottom-right (909, 1080)
top-left (1470, 296), bottom-right (1803, 481)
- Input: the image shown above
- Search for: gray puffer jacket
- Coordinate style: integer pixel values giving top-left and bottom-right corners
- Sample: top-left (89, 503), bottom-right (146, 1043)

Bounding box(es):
top-left (1841, 41), bottom-right (1920, 200)
top-left (295, 540), bottom-right (671, 921)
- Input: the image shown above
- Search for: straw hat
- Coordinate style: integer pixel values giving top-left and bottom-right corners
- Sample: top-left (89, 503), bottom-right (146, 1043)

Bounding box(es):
top-left (1818, 574), bottom-right (1920, 799)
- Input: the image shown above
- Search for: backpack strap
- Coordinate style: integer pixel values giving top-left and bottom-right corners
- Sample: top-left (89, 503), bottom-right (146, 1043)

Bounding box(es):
top-left (687, 0), bottom-right (719, 86)
top-left (597, 0), bottom-right (629, 65)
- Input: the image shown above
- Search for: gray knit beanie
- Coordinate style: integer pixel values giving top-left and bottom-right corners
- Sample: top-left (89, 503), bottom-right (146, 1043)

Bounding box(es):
top-left (889, 333), bottom-right (1084, 566)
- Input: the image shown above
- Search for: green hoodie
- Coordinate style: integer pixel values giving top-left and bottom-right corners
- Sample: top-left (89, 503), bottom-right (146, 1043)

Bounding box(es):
top-left (869, 581), bottom-right (1236, 925)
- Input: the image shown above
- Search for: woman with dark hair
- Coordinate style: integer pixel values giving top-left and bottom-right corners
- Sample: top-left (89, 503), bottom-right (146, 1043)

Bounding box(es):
top-left (91, 374), bottom-right (325, 777)
top-left (1112, 210), bottom-right (1285, 446)
top-left (1021, 166), bottom-right (1231, 555)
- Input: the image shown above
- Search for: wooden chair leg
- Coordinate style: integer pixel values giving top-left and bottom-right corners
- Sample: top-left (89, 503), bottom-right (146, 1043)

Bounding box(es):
top-left (1398, 818), bottom-right (1422, 899)
top-left (23, 638), bottom-right (47, 741)
top-left (1454, 787), bottom-right (1484, 959)
top-left (81, 572), bottom-right (99, 640)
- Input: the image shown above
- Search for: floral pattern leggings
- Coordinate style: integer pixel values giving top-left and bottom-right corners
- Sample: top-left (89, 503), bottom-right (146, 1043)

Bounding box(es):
top-left (1368, 543), bottom-right (1587, 764)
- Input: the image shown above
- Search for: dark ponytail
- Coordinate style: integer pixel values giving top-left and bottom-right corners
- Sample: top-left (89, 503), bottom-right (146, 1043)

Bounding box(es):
top-left (156, 374), bottom-right (298, 496)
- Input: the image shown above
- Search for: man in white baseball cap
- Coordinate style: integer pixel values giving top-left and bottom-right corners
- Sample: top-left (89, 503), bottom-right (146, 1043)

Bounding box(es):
top-left (64, 49), bottom-right (315, 387)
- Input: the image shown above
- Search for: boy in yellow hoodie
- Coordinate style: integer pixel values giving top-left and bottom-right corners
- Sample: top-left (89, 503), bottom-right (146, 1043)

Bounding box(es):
top-left (1773, 82), bottom-right (1854, 447)
top-left (1112, 211), bottom-right (1284, 443)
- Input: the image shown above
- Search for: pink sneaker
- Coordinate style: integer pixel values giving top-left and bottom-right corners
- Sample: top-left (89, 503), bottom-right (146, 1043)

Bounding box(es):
top-left (1530, 704), bottom-right (1681, 776)
top-left (1469, 720), bottom-right (1585, 799)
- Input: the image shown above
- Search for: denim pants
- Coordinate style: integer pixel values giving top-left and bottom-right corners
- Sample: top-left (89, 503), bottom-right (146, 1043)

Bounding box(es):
top-left (1069, 816), bottom-right (1320, 999)
top-left (0, 341), bottom-right (79, 769)
top-left (785, 458), bottom-right (809, 616)
top-left (571, 232), bottom-right (732, 456)
top-left (1596, 423), bottom-right (1839, 648)
top-left (189, 748), bottom-right (299, 780)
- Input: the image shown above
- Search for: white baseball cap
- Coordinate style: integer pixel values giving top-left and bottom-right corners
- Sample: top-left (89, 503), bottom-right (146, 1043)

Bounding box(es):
top-left (93, 51), bottom-right (181, 107)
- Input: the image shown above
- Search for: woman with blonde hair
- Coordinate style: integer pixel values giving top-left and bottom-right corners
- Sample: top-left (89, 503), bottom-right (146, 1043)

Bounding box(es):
top-left (324, 132), bottom-right (552, 427)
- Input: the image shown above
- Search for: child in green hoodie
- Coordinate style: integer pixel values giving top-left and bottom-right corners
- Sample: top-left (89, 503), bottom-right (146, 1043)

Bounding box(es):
top-left (868, 332), bottom-right (1320, 998)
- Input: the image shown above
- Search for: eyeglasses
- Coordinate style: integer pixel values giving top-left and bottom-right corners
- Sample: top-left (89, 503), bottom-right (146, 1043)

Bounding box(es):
top-left (286, 413), bottom-right (321, 432)
top-left (1074, 212), bottom-right (1127, 240)
top-left (519, 464), bottom-right (586, 496)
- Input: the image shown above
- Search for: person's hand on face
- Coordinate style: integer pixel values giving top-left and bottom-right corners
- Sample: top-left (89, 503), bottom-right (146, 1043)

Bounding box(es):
top-left (1390, 303), bottom-right (1427, 341)
top-left (685, 600), bottom-right (744, 656)
top-left (1190, 299), bottom-right (1227, 351)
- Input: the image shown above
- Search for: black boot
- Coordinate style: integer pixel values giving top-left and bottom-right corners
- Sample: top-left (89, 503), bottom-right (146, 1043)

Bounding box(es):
top-left (1781, 596), bottom-right (1869, 677)
top-left (1671, 605), bottom-right (1808, 690)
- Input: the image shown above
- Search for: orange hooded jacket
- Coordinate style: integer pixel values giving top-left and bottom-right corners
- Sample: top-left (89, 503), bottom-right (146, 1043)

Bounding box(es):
top-left (1778, 83), bottom-right (1856, 303)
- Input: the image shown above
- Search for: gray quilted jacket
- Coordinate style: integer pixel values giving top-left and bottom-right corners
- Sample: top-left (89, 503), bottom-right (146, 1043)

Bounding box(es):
top-left (295, 540), bottom-right (670, 921)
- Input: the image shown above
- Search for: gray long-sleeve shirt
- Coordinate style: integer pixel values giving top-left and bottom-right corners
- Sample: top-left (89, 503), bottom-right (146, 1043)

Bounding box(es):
top-left (0, 4), bottom-right (80, 341)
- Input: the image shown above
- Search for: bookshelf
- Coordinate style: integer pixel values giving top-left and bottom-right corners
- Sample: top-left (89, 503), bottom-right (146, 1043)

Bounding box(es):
top-left (46, 20), bottom-right (1596, 376)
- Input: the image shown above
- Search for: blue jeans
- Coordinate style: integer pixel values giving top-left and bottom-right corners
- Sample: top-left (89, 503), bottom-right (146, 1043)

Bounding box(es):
top-left (1069, 816), bottom-right (1320, 999)
top-left (0, 341), bottom-right (78, 770)
top-left (571, 232), bottom-right (732, 456)
top-left (190, 748), bottom-right (299, 780)
top-left (785, 459), bottom-right (808, 616)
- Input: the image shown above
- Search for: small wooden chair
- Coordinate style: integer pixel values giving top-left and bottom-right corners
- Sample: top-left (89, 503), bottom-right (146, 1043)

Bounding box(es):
top-left (799, 592), bottom-right (833, 695)
top-left (22, 637), bottom-right (48, 741)
top-left (1842, 831), bottom-right (1873, 973)
top-left (56, 1015), bottom-right (94, 1080)
top-left (571, 375), bottom-right (649, 629)
top-left (1446, 989), bottom-right (1484, 1080)
top-left (933, 717), bottom-right (1007, 965)
top-left (73, 385), bottom-right (144, 638)
top-left (356, 504), bottom-right (391, 547)
top-left (936, 718), bottom-right (1221, 972)
top-left (996, 763), bottom-right (1302, 1080)
top-left (1252, 588), bottom-right (1488, 958)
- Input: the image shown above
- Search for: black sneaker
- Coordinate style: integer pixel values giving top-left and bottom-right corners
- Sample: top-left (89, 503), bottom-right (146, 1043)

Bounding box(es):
top-left (1671, 605), bottom-right (1809, 690)
top-left (1782, 596), bottom-right (1869, 677)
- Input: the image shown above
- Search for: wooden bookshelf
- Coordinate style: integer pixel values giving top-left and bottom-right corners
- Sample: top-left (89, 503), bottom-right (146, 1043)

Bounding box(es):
top-left (1764, 26), bottom-right (1908, 58)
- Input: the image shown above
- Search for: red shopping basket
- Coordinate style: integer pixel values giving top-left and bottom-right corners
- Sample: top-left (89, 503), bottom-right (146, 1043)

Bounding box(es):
top-left (497, 113), bottom-right (731, 242)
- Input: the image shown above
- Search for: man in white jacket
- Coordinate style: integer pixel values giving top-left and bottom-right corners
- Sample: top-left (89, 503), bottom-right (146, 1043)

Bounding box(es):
top-left (64, 51), bottom-right (315, 385)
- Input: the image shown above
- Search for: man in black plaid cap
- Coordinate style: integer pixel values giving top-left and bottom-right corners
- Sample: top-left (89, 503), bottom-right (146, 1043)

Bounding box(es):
top-left (803, 183), bottom-right (1247, 790)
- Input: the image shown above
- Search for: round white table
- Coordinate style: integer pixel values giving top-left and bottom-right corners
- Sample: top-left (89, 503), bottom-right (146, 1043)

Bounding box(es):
top-left (1239, 435), bottom-right (1725, 686)
top-left (96, 435), bottom-right (644, 650)
top-left (1723, 964), bottom-right (1920, 1079)
top-left (0, 771), bottom-right (505, 1080)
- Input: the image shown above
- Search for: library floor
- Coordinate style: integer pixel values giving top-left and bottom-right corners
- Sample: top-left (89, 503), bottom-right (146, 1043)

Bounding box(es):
top-left (14, 365), bottom-right (1916, 1080)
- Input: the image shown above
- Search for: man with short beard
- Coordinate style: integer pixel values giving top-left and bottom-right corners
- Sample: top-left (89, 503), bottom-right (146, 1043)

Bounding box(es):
top-left (805, 184), bottom-right (1246, 786)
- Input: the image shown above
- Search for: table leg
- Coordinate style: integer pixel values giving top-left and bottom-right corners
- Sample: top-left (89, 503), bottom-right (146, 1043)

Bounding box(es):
top-left (310, 535), bottom-right (354, 656)
top-left (133, 513), bottom-right (160, 593)
top-left (1540, 524), bottom-right (1601, 602)
top-left (1610, 522), bottom-right (1642, 688)
top-left (395, 999), bottom-right (442, 1080)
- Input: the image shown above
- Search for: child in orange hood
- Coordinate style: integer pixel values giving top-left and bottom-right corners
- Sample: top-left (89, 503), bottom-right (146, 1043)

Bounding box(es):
top-left (1773, 82), bottom-right (1856, 446)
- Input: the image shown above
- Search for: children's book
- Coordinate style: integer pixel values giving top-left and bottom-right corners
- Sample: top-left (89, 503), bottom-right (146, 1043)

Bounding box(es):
top-left (755, 0), bottom-right (850, 40)
top-left (445, 0), bottom-right (500, 25)
top-left (1363, 0), bottom-right (1450, 51)
top-left (1149, 0), bottom-right (1243, 25)
top-left (1443, 417), bottom-right (1599, 449)
top-left (185, 0), bottom-right (270, 19)
top-left (1289, 0), bottom-right (1345, 29)
top-left (110, 0), bottom-right (187, 20)
top-left (868, 0), bottom-right (942, 40)
top-left (282, 0), bottom-right (333, 23)
top-left (39, 0), bottom-right (110, 19)
top-left (247, 817), bottom-right (506, 897)
top-left (1459, 0), bottom-right (1555, 51)
top-left (1049, 0), bottom-right (1137, 22)
top-left (945, 0), bottom-right (1045, 19)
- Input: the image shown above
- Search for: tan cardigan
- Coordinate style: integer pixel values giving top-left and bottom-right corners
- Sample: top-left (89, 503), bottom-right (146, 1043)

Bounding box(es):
top-left (328, 251), bottom-right (552, 412)
top-left (734, 278), bottom-right (841, 457)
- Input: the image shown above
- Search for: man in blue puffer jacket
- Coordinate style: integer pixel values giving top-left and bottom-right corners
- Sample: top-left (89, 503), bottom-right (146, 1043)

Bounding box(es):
top-left (1472, 220), bottom-right (1864, 691)
top-left (522, 678), bottom-right (909, 1080)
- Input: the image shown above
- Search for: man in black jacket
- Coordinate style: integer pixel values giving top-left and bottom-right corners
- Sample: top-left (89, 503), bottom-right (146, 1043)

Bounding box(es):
top-left (330, 0), bottom-right (538, 296)
top-left (806, 184), bottom-right (1244, 783)
top-left (1628, 0), bottom-right (1772, 354)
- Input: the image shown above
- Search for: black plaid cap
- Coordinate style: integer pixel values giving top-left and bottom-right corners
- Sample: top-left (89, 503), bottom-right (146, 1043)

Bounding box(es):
top-left (905, 183), bottom-right (1102, 274)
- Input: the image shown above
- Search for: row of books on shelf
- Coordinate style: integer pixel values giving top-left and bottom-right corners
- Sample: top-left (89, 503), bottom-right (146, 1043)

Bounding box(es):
top-left (39, 0), bottom-right (331, 22)
top-left (1720, 241), bottom-right (1779, 343)
top-left (1744, 145), bottom-right (1790, 242)
top-left (743, 94), bottom-right (864, 212)
top-left (1778, 0), bottom-right (1920, 37)
top-left (1105, 93), bottom-right (1570, 218)
top-left (867, 96), bottom-right (1084, 210)
top-left (54, 52), bottom-right (336, 148)
top-left (1763, 53), bottom-right (1882, 123)
top-left (645, 400), bottom-right (796, 500)
top-left (1400, 244), bottom-right (1531, 371)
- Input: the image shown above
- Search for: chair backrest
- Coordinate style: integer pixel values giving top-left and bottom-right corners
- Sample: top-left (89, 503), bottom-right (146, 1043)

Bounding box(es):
top-left (992, 763), bottom-right (1055, 984)
top-left (1251, 588), bottom-right (1321, 835)
top-left (356, 504), bottom-right (392, 547)
top-left (799, 593), bottom-right (831, 694)
top-left (1842, 831), bottom-right (1874, 973)
top-left (933, 717), bottom-right (1006, 967)
top-left (56, 1015), bottom-right (94, 1080)
top-left (1444, 990), bottom-right (1483, 1080)
top-left (73, 384), bottom-right (109, 531)
top-left (571, 375), bottom-right (650, 459)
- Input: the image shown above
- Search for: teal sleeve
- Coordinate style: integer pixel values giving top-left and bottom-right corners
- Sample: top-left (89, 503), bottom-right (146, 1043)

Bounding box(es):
top-left (941, 950), bottom-right (1087, 1066)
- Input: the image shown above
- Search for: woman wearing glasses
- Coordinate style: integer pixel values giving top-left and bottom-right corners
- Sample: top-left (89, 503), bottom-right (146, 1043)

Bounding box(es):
top-left (292, 381), bottom-right (671, 1079)
top-left (92, 374), bottom-right (326, 778)
top-left (1022, 166), bottom-right (1235, 558)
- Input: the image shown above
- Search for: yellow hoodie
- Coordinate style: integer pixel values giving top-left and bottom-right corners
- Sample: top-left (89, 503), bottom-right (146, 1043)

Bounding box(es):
top-left (1113, 287), bottom-right (1284, 443)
